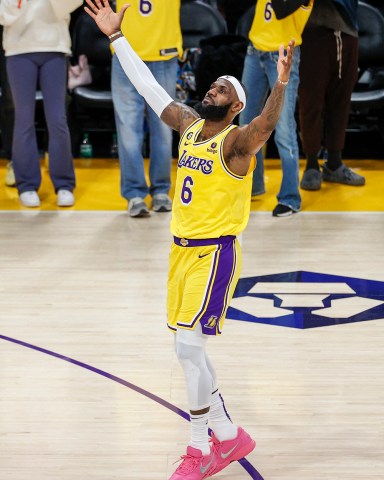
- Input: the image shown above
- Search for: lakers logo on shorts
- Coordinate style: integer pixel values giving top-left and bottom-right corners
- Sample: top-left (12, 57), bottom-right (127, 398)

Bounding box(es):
top-left (205, 315), bottom-right (219, 329)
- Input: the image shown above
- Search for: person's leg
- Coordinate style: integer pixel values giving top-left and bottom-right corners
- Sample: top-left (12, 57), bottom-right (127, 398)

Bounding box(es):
top-left (240, 46), bottom-right (269, 195)
top-left (168, 240), bottom-right (255, 478)
top-left (175, 326), bottom-right (213, 455)
top-left (322, 32), bottom-right (364, 186)
top-left (170, 325), bottom-right (218, 479)
top-left (299, 28), bottom-right (330, 168)
top-left (6, 54), bottom-right (41, 194)
top-left (111, 54), bottom-right (149, 202)
top-left (323, 33), bottom-right (358, 155)
top-left (172, 326), bottom-right (255, 479)
top-left (203, 353), bottom-right (237, 440)
top-left (264, 49), bottom-right (301, 212)
top-left (171, 240), bottom-right (239, 454)
top-left (39, 53), bottom-right (76, 193)
top-left (146, 58), bottom-right (176, 200)
top-left (168, 241), bottom-right (230, 465)
top-left (0, 29), bottom-right (14, 162)
top-left (0, 30), bottom-right (15, 187)
top-left (298, 27), bottom-right (331, 191)
top-left (175, 324), bottom-right (248, 441)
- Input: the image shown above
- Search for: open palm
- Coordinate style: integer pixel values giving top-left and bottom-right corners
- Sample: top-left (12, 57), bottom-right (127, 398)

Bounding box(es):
top-left (277, 39), bottom-right (295, 83)
top-left (84, 0), bottom-right (130, 37)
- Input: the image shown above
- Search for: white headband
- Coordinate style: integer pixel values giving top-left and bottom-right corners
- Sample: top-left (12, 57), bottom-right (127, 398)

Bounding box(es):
top-left (218, 75), bottom-right (247, 112)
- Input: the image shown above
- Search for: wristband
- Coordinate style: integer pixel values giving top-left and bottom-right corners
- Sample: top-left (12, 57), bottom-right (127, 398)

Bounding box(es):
top-left (277, 78), bottom-right (289, 86)
top-left (108, 31), bottom-right (123, 41)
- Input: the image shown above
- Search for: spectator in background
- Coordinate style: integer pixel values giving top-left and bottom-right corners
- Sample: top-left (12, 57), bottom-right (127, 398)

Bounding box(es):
top-left (240, 0), bottom-right (313, 217)
top-left (0, 0), bottom-right (81, 208)
top-left (112, 0), bottom-right (182, 217)
top-left (299, 0), bottom-right (365, 190)
top-left (0, 25), bottom-right (14, 187)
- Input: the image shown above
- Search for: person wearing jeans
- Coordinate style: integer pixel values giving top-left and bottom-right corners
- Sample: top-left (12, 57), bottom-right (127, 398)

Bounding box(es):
top-left (240, 0), bottom-right (313, 217)
top-left (112, 55), bottom-right (177, 210)
top-left (241, 46), bottom-right (301, 212)
top-left (112, 0), bottom-right (182, 218)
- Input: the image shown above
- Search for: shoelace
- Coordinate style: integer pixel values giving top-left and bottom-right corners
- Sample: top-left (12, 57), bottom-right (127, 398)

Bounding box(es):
top-left (342, 166), bottom-right (355, 179)
top-left (173, 454), bottom-right (201, 474)
top-left (209, 436), bottom-right (221, 453)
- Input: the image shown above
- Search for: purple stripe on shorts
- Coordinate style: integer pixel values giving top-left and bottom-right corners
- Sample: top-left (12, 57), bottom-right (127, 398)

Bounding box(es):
top-left (173, 235), bottom-right (236, 247)
top-left (187, 244), bottom-right (221, 330)
top-left (198, 240), bottom-right (237, 335)
top-left (217, 243), bottom-right (237, 335)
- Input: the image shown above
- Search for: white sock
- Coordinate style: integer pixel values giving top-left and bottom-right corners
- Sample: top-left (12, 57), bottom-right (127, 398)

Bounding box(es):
top-left (190, 411), bottom-right (210, 455)
top-left (209, 389), bottom-right (238, 441)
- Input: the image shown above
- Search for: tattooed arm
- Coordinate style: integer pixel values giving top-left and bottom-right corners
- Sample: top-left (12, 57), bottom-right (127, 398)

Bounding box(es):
top-left (160, 102), bottom-right (200, 135)
top-left (224, 40), bottom-right (295, 176)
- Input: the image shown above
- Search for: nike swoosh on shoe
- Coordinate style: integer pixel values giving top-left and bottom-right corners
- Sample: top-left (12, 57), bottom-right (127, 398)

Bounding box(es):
top-left (200, 455), bottom-right (214, 475)
top-left (220, 443), bottom-right (238, 459)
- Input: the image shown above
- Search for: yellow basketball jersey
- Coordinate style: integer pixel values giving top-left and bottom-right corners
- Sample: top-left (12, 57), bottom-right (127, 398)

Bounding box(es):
top-left (171, 119), bottom-right (255, 239)
top-left (249, 0), bottom-right (314, 51)
top-left (116, 0), bottom-right (182, 61)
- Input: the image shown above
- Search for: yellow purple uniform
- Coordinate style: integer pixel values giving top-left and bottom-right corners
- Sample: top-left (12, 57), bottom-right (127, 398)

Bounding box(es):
top-left (115, 0), bottom-right (182, 61)
top-left (167, 119), bottom-right (255, 335)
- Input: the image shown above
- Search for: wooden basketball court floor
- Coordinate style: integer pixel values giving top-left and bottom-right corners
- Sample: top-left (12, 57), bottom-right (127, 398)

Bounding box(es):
top-left (0, 157), bottom-right (383, 480)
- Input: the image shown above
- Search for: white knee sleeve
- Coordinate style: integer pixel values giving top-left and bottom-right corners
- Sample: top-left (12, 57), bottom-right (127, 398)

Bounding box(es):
top-left (175, 329), bottom-right (212, 411)
top-left (204, 353), bottom-right (218, 392)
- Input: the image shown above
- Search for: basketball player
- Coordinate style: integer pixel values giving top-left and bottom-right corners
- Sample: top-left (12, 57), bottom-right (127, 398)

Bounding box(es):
top-left (85, 1), bottom-right (294, 478)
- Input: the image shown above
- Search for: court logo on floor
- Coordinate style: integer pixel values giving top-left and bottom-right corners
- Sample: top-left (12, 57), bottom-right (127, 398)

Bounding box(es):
top-left (227, 271), bottom-right (384, 329)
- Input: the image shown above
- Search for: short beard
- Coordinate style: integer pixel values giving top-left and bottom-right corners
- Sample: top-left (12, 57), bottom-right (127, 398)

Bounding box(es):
top-left (194, 101), bottom-right (231, 120)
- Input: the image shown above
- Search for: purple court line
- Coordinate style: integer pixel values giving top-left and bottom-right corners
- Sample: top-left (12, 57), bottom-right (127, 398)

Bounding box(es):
top-left (1, 334), bottom-right (265, 480)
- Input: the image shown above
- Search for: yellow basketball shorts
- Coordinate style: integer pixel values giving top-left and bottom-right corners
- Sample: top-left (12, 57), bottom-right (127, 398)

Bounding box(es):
top-left (167, 236), bottom-right (242, 335)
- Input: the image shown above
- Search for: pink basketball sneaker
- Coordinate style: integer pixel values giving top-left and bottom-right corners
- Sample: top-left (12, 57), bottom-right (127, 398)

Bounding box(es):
top-left (210, 427), bottom-right (256, 475)
top-left (169, 446), bottom-right (217, 480)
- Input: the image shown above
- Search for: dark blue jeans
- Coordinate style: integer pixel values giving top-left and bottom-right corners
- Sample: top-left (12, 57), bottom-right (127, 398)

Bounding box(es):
top-left (111, 54), bottom-right (176, 200)
top-left (7, 52), bottom-right (75, 194)
top-left (240, 45), bottom-right (301, 211)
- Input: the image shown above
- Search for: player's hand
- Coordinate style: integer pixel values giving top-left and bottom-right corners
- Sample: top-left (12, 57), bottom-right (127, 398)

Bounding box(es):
top-left (277, 39), bottom-right (295, 84)
top-left (84, 0), bottom-right (130, 37)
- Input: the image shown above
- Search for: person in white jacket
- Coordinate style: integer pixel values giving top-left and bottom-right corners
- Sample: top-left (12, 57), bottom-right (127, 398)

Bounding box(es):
top-left (0, 0), bottom-right (82, 207)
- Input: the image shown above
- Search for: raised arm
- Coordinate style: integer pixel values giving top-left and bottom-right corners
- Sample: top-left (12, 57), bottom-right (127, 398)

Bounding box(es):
top-left (84, 0), bottom-right (198, 134)
top-left (226, 40), bottom-right (295, 174)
